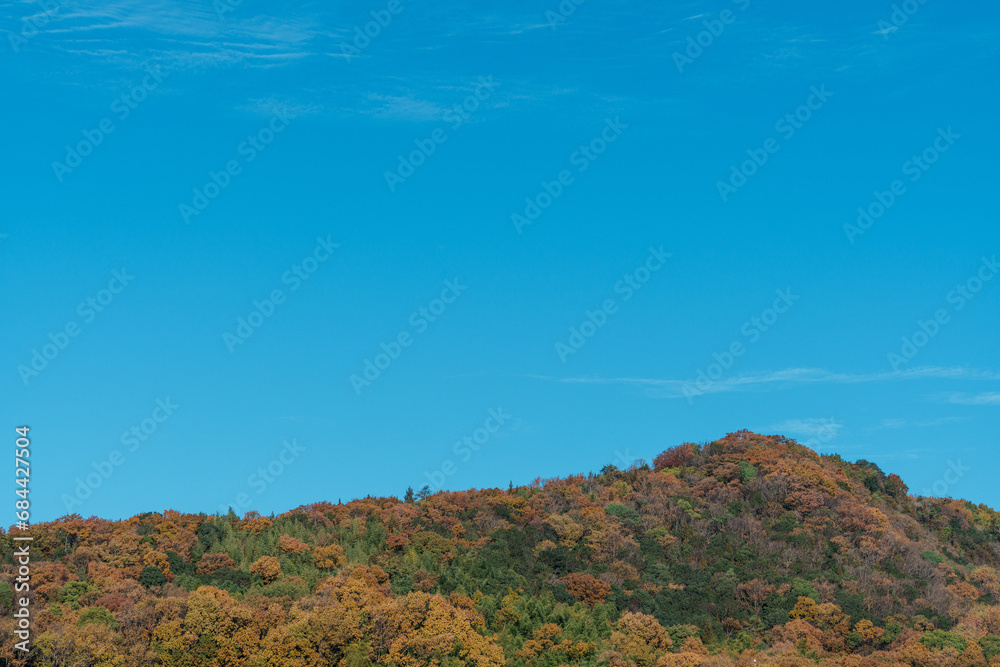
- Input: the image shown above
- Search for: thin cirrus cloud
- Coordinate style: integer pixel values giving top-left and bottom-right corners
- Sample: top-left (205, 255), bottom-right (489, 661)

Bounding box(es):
top-left (945, 392), bottom-right (1000, 406)
top-left (363, 93), bottom-right (452, 122)
top-left (6, 0), bottom-right (335, 66)
top-left (766, 417), bottom-right (843, 439)
top-left (9, 0), bottom-right (920, 125)
top-left (872, 417), bottom-right (969, 430)
top-left (7, 0), bottom-right (529, 121)
top-left (538, 366), bottom-right (1000, 399)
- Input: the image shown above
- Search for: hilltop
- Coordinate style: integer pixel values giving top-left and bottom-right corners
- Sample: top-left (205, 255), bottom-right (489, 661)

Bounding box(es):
top-left (2, 430), bottom-right (999, 666)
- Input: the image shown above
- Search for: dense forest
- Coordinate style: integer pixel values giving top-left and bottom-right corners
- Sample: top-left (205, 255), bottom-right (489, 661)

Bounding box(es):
top-left (2, 430), bottom-right (999, 667)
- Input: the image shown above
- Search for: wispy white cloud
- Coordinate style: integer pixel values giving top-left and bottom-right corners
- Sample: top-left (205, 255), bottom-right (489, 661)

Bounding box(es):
top-left (945, 392), bottom-right (1000, 406)
top-left (5, 0), bottom-right (335, 67)
top-left (533, 366), bottom-right (1000, 399)
top-left (364, 93), bottom-right (450, 122)
top-left (768, 417), bottom-right (844, 440)
top-left (921, 416), bottom-right (969, 426)
top-left (502, 22), bottom-right (551, 35)
top-left (871, 416), bottom-right (968, 431)
top-left (235, 97), bottom-right (320, 118)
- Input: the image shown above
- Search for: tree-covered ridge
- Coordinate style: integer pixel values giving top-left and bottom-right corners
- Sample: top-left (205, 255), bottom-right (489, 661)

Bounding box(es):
top-left (2, 430), bottom-right (999, 666)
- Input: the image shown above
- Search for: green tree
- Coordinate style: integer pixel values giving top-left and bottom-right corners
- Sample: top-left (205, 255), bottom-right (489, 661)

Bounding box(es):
top-left (140, 565), bottom-right (167, 587)
top-left (78, 606), bottom-right (118, 631)
top-left (0, 582), bottom-right (14, 613)
top-left (605, 503), bottom-right (640, 526)
top-left (62, 581), bottom-right (92, 609)
top-left (980, 635), bottom-right (1000, 661)
top-left (920, 630), bottom-right (968, 652)
top-left (344, 642), bottom-right (374, 667)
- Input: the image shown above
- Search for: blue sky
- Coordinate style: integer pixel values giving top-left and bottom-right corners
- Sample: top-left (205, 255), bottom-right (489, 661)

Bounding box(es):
top-left (3, 0), bottom-right (998, 523)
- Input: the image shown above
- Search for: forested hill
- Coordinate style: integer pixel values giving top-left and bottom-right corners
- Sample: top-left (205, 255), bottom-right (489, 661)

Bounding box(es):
top-left (2, 430), bottom-right (1000, 667)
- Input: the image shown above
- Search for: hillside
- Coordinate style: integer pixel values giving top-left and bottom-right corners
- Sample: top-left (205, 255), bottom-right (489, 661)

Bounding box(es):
top-left (2, 430), bottom-right (999, 666)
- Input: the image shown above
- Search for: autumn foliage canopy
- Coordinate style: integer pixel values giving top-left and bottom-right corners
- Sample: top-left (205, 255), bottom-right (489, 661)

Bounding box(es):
top-left (1, 431), bottom-right (999, 667)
